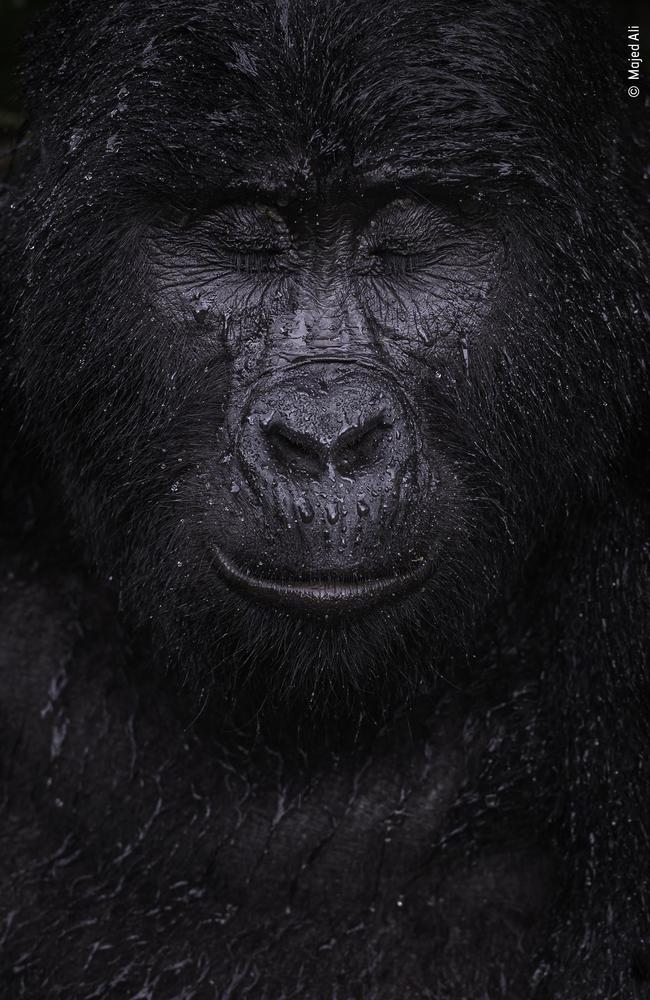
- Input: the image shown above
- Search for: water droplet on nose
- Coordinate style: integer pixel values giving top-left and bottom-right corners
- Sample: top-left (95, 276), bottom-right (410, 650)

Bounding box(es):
top-left (356, 499), bottom-right (370, 517)
top-left (326, 502), bottom-right (340, 524)
top-left (296, 497), bottom-right (314, 523)
top-left (259, 410), bottom-right (275, 430)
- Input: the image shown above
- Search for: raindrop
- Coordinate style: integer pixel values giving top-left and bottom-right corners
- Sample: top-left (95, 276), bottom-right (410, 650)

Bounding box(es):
top-left (258, 410), bottom-right (275, 430)
top-left (326, 502), bottom-right (340, 524)
top-left (230, 482), bottom-right (241, 494)
top-left (356, 499), bottom-right (370, 518)
top-left (193, 301), bottom-right (210, 325)
top-left (296, 497), bottom-right (314, 523)
top-left (460, 335), bottom-right (469, 373)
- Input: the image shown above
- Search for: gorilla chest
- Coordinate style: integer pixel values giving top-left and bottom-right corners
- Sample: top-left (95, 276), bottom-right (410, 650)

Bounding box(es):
top-left (6, 697), bottom-right (554, 997)
top-left (187, 723), bottom-right (553, 940)
top-left (0, 582), bottom-right (554, 995)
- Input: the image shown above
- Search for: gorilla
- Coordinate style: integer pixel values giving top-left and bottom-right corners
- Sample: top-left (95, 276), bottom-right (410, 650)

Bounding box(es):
top-left (0, 1), bottom-right (648, 997)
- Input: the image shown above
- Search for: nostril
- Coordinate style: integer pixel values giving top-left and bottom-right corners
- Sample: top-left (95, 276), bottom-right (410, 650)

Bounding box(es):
top-left (333, 414), bottom-right (391, 473)
top-left (265, 422), bottom-right (326, 477)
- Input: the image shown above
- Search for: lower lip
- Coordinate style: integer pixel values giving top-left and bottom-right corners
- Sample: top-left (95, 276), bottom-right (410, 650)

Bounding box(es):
top-left (213, 548), bottom-right (431, 615)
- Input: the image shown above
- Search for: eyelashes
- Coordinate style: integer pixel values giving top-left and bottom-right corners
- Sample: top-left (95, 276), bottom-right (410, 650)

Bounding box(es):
top-left (369, 248), bottom-right (435, 275)
top-left (220, 246), bottom-right (286, 274)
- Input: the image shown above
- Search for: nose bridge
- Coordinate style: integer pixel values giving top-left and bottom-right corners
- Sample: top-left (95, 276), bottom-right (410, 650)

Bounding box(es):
top-left (270, 280), bottom-right (376, 358)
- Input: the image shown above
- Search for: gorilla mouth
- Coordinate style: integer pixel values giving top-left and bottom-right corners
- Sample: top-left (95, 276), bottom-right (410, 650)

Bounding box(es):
top-left (213, 548), bottom-right (431, 614)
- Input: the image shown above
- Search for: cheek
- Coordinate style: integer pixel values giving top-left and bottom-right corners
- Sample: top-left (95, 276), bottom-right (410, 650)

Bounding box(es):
top-left (151, 260), bottom-right (298, 390)
top-left (353, 261), bottom-right (502, 389)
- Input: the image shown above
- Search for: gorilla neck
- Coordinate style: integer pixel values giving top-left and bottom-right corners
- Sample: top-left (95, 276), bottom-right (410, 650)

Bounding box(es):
top-left (0, 545), bottom-right (552, 881)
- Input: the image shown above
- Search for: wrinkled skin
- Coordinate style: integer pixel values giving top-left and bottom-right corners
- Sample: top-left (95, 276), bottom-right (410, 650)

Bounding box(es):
top-left (0, 1), bottom-right (649, 998)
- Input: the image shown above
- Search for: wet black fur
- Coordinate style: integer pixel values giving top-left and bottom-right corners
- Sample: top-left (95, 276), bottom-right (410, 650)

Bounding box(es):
top-left (0, 1), bottom-right (649, 998)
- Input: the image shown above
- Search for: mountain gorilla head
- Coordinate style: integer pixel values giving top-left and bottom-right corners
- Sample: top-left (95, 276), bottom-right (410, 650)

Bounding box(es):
top-left (4, 1), bottom-right (642, 715)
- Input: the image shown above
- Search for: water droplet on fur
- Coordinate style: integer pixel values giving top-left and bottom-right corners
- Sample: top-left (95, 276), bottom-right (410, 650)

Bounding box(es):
top-left (356, 499), bottom-right (369, 517)
top-left (230, 482), bottom-right (241, 494)
top-left (193, 301), bottom-right (210, 324)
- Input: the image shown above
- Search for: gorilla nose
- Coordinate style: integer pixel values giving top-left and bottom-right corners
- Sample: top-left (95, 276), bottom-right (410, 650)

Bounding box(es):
top-left (239, 367), bottom-right (412, 482)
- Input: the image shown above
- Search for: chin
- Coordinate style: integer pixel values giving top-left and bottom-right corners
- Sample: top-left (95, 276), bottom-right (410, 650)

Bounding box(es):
top-left (138, 539), bottom-right (481, 729)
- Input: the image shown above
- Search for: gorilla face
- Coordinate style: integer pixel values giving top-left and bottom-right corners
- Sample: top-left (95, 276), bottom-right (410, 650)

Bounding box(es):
top-left (8, 1), bottom-right (632, 709)
top-left (151, 192), bottom-right (501, 617)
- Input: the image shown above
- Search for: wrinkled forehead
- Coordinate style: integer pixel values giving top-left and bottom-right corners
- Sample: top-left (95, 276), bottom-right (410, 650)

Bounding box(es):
top-left (45, 0), bottom-right (589, 198)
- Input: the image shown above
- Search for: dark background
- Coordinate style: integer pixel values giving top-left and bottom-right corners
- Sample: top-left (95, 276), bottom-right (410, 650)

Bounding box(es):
top-left (0, 0), bottom-right (647, 169)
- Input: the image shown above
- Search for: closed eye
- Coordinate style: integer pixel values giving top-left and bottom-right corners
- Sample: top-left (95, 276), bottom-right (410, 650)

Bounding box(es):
top-left (177, 203), bottom-right (292, 275)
